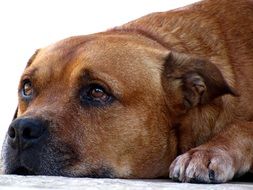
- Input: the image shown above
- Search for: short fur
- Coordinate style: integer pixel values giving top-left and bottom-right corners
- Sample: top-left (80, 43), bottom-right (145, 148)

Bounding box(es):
top-left (3, 0), bottom-right (253, 183)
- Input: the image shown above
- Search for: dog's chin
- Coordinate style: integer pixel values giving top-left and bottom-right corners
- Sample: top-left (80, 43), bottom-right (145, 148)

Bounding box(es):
top-left (10, 166), bottom-right (36, 175)
top-left (5, 162), bottom-right (115, 178)
top-left (5, 164), bottom-right (67, 176)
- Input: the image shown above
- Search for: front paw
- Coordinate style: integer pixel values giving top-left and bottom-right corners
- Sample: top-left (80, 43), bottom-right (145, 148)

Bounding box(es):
top-left (169, 148), bottom-right (235, 183)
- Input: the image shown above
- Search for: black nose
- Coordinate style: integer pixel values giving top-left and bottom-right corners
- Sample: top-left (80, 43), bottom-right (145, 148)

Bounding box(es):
top-left (7, 118), bottom-right (47, 149)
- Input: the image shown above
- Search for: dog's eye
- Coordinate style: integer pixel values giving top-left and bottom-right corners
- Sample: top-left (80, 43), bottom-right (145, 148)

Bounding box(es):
top-left (90, 87), bottom-right (108, 101)
top-left (80, 84), bottom-right (112, 106)
top-left (22, 80), bottom-right (33, 98)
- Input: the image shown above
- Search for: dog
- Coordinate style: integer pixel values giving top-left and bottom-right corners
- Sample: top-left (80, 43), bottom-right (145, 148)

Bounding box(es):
top-left (2, 0), bottom-right (253, 183)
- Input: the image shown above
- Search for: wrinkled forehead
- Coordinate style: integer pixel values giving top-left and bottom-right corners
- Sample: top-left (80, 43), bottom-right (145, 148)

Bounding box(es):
top-left (25, 34), bottom-right (164, 89)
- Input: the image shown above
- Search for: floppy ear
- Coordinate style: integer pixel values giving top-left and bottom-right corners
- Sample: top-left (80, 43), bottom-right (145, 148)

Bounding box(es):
top-left (162, 52), bottom-right (237, 111)
top-left (10, 50), bottom-right (39, 122)
top-left (12, 107), bottom-right (18, 120)
top-left (26, 49), bottom-right (40, 68)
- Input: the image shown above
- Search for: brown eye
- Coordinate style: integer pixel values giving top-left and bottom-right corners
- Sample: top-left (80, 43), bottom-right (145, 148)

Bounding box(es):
top-left (80, 84), bottom-right (113, 107)
top-left (90, 87), bottom-right (108, 101)
top-left (22, 80), bottom-right (33, 98)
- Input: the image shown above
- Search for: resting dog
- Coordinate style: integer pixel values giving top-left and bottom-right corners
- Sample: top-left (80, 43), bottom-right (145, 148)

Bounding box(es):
top-left (2, 0), bottom-right (253, 183)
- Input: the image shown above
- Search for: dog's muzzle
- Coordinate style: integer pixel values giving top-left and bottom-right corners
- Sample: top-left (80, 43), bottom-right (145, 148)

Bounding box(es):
top-left (3, 117), bottom-right (49, 175)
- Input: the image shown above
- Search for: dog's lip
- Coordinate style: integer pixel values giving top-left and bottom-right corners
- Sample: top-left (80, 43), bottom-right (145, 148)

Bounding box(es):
top-left (11, 166), bottom-right (36, 175)
top-left (6, 159), bottom-right (37, 175)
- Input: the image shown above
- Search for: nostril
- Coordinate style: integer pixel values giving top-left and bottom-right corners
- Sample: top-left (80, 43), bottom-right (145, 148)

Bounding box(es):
top-left (8, 127), bottom-right (16, 139)
top-left (23, 127), bottom-right (32, 139)
top-left (22, 125), bottom-right (43, 140)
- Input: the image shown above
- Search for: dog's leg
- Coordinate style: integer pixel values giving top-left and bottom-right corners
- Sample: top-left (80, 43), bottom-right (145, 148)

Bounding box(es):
top-left (169, 121), bottom-right (253, 183)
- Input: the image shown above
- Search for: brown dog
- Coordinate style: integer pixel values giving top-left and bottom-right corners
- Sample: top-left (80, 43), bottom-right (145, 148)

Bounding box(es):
top-left (2, 0), bottom-right (253, 183)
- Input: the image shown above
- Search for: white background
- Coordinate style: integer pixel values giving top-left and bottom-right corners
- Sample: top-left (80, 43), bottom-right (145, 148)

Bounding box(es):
top-left (0, 0), bottom-right (199, 151)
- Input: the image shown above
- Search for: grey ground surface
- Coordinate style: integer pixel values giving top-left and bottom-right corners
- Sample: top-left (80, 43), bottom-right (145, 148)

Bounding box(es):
top-left (0, 175), bottom-right (252, 190)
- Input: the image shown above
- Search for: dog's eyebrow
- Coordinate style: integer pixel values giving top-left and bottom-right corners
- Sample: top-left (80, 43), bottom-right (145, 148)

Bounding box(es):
top-left (21, 67), bottom-right (38, 80)
top-left (82, 69), bottom-right (122, 99)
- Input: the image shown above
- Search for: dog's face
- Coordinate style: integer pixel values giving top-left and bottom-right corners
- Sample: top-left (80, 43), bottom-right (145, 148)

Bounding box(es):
top-left (3, 32), bottom-right (177, 178)
top-left (3, 31), bottom-right (233, 178)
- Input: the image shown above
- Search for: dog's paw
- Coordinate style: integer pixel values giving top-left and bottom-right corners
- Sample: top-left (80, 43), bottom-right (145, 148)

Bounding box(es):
top-left (169, 148), bottom-right (236, 183)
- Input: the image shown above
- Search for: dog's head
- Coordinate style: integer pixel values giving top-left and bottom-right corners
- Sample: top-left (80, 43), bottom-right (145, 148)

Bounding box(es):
top-left (2, 31), bottom-right (235, 178)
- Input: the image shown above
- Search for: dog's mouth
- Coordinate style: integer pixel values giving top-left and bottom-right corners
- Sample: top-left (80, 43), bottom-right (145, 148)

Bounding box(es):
top-left (11, 166), bottom-right (36, 175)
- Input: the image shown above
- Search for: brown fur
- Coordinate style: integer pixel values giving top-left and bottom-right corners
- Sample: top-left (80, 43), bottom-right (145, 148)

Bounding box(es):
top-left (3, 0), bottom-right (253, 183)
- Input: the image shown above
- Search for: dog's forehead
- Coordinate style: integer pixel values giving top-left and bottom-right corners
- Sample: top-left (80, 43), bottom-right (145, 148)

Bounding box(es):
top-left (28, 34), bottom-right (164, 88)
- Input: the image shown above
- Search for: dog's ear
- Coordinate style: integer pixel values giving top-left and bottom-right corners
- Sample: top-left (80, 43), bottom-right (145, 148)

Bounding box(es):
top-left (26, 49), bottom-right (40, 68)
top-left (162, 52), bottom-right (238, 111)
top-left (10, 50), bottom-right (39, 121)
top-left (12, 107), bottom-right (18, 121)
